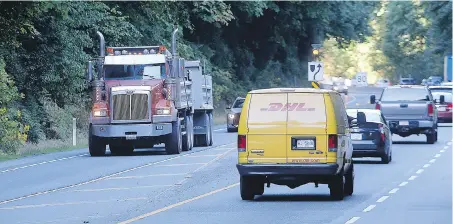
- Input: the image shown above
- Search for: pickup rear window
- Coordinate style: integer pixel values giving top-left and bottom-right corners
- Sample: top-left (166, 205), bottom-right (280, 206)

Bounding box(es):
top-left (381, 88), bottom-right (429, 102)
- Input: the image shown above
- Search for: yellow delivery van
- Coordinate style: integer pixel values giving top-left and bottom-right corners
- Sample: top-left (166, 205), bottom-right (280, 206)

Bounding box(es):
top-left (236, 88), bottom-right (354, 200)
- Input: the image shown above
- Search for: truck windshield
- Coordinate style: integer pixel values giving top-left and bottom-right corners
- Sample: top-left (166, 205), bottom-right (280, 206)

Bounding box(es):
top-left (103, 64), bottom-right (166, 80)
top-left (381, 88), bottom-right (429, 101)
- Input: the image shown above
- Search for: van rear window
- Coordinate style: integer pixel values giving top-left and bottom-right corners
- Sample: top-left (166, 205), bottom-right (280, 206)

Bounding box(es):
top-left (247, 93), bottom-right (287, 124)
top-left (247, 93), bottom-right (326, 124)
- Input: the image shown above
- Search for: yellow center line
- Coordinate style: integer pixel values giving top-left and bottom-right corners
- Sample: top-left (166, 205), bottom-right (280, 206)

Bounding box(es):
top-left (117, 183), bottom-right (239, 224)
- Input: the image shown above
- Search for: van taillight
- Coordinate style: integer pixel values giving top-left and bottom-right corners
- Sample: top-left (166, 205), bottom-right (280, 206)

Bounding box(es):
top-left (428, 103), bottom-right (434, 116)
top-left (448, 103), bottom-right (452, 111)
top-left (238, 135), bottom-right (246, 152)
top-left (379, 124), bottom-right (385, 142)
top-left (375, 103), bottom-right (381, 110)
top-left (328, 135), bottom-right (337, 152)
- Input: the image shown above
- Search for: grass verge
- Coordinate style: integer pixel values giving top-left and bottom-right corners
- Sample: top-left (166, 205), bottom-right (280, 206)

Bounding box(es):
top-left (0, 132), bottom-right (88, 162)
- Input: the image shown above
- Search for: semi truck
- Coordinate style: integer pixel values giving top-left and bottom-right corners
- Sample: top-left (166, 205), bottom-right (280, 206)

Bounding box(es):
top-left (86, 29), bottom-right (214, 156)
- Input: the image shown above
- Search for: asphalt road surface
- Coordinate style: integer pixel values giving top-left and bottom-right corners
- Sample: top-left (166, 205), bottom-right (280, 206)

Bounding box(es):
top-left (0, 87), bottom-right (451, 224)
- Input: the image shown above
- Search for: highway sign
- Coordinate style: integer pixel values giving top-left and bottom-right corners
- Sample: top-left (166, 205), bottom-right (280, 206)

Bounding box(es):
top-left (356, 72), bottom-right (368, 86)
top-left (308, 62), bottom-right (324, 81)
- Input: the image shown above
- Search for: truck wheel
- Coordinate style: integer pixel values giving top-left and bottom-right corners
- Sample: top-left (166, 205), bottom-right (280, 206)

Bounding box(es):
top-left (165, 119), bottom-right (182, 154)
top-left (182, 116), bottom-right (191, 152)
top-left (329, 172), bottom-right (345, 200)
top-left (240, 176), bottom-right (255, 200)
top-left (427, 131), bottom-right (436, 144)
top-left (344, 163), bottom-right (354, 196)
top-left (208, 113), bottom-right (213, 146)
top-left (89, 128), bottom-right (106, 157)
top-left (188, 116), bottom-right (194, 150)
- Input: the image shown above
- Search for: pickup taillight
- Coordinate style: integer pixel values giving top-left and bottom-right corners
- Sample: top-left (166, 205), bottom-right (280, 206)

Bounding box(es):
top-left (328, 135), bottom-right (338, 152)
top-left (428, 103), bottom-right (434, 116)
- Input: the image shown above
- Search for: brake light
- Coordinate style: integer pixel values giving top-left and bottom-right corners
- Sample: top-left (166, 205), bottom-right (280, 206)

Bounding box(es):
top-left (375, 102), bottom-right (381, 110)
top-left (448, 103), bottom-right (452, 110)
top-left (328, 135), bottom-right (338, 152)
top-left (379, 124), bottom-right (385, 142)
top-left (238, 135), bottom-right (246, 152)
top-left (428, 103), bottom-right (434, 116)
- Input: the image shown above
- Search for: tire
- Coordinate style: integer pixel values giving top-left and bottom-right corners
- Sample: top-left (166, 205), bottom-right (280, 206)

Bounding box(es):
top-left (208, 113), bottom-right (213, 146)
top-left (255, 182), bottom-right (265, 196)
top-left (344, 163), bottom-right (354, 196)
top-left (89, 127), bottom-right (106, 157)
top-left (182, 116), bottom-right (191, 152)
top-left (329, 172), bottom-right (345, 200)
top-left (427, 131), bottom-right (436, 144)
top-left (381, 152), bottom-right (390, 164)
top-left (188, 116), bottom-right (194, 150)
top-left (198, 114), bottom-right (210, 146)
top-left (240, 176), bottom-right (255, 200)
top-left (165, 119), bottom-right (182, 154)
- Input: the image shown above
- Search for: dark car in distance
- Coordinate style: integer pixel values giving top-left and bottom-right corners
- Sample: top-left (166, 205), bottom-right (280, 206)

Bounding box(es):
top-left (226, 97), bottom-right (245, 132)
top-left (347, 109), bottom-right (393, 164)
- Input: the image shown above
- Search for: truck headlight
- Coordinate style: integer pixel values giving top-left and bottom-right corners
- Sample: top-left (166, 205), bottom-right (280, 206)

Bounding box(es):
top-left (228, 114), bottom-right (235, 119)
top-left (156, 108), bottom-right (171, 115)
top-left (93, 109), bottom-right (108, 117)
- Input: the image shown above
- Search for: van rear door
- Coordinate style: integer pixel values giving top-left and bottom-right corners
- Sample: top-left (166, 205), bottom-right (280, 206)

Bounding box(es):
top-left (286, 93), bottom-right (328, 164)
top-left (246, 93), bottom-right (287, 164)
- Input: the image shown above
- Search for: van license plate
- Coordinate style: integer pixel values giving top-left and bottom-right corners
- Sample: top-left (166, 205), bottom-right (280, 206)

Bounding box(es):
top-left (351, 133), bottom-right (362, 140)
top-left (399, 121), bottom-right (409, 126)
top-left (296, 140), bottom-right (315, 149)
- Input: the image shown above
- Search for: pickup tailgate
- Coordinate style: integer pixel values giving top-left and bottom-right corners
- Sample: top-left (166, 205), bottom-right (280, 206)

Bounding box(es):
top-left (380, 101), bottom-right (429, 120)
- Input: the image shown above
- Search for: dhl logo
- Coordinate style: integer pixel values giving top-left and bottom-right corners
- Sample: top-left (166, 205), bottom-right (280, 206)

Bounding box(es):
top-left (260, 103), bottom-right (315, 112)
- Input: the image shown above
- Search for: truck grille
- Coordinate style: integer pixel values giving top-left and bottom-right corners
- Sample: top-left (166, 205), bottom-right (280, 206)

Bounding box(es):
top-left (112, 93), bottom-right (149, 121)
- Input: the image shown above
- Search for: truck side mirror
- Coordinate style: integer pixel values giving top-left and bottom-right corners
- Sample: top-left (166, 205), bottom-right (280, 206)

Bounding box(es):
top-left (370, 95), bottom-right (376, 104)
top-left (440, 95), bottom-right (445, 104)
top-left (357, 112), bottom-right (367, 124)
top-left (87, 61), bottom-right (93, 82)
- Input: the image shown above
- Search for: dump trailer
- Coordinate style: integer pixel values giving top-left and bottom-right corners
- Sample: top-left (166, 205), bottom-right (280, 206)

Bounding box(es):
top-left (86, 29), bottom-right (212, 157)
top-left (185, 61), bottom-right (214, 146)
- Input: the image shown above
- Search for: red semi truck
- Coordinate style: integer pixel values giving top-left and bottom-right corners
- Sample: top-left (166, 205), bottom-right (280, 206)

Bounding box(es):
top-left (86, 29), bottom-right (214, 156)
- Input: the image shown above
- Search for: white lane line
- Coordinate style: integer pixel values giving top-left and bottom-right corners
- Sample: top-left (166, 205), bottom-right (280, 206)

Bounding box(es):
top-left (0, 154), bottom-right (87, 174)
top-left (429, 159), bottom-right (436, 163)
top-left (0, 142), bottom-right (236, 206)
top-left (185, 154), bottom-right (223, 158)
top-left (415, 169), bottom-right (424, 174)
top-left (399, 181), bottom-right (409, 187)
top-left (0, 197), bottom-right (147, 210)
top-left (389, 188), bottom-right (399, 194)
top-left (118, 183), bottom-right (240, 224)
top-left (213, 147), bottom-right (235, 151)
top-left (363, 205), bottom-right (376, 212)
top-left (154, 163), bottom-right (207, 167)
top-left (440, 150), bottom-right (445, 153)
top-left (106, 173), bottom-right (188, 180)
top-left (71, 185), bottom-right (173, 192)
top-left (423, 164), bottom-right (430, 168)
top-left (376, 196), bottom-right (389, 203)
top-left (435, 154), bottom-right (441, 158)
top-left (214, 128), bottom-right (226, 132)
top-left (444, 146), bottom-right (449, 149)
top-left (345, 217), bottom-right (361, 224)
top-left (409, 175), bottom-right (418, 180)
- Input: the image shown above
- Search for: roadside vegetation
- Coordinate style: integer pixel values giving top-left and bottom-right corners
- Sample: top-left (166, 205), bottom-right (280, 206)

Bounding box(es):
top-left (0, 1), bottom-right (450, 158)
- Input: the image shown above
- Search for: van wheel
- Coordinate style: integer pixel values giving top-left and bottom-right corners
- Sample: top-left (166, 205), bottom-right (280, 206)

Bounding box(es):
top-left (89, 127), bottom-right (106, 157)
top-left (165, 119), bottom-right (182, 154)
top-left (329, 173), bottom-right (345, 200)
top-left (344, 163), bottom-right (354, 196)
top-left (240, 176), bottom-right (255, 200)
